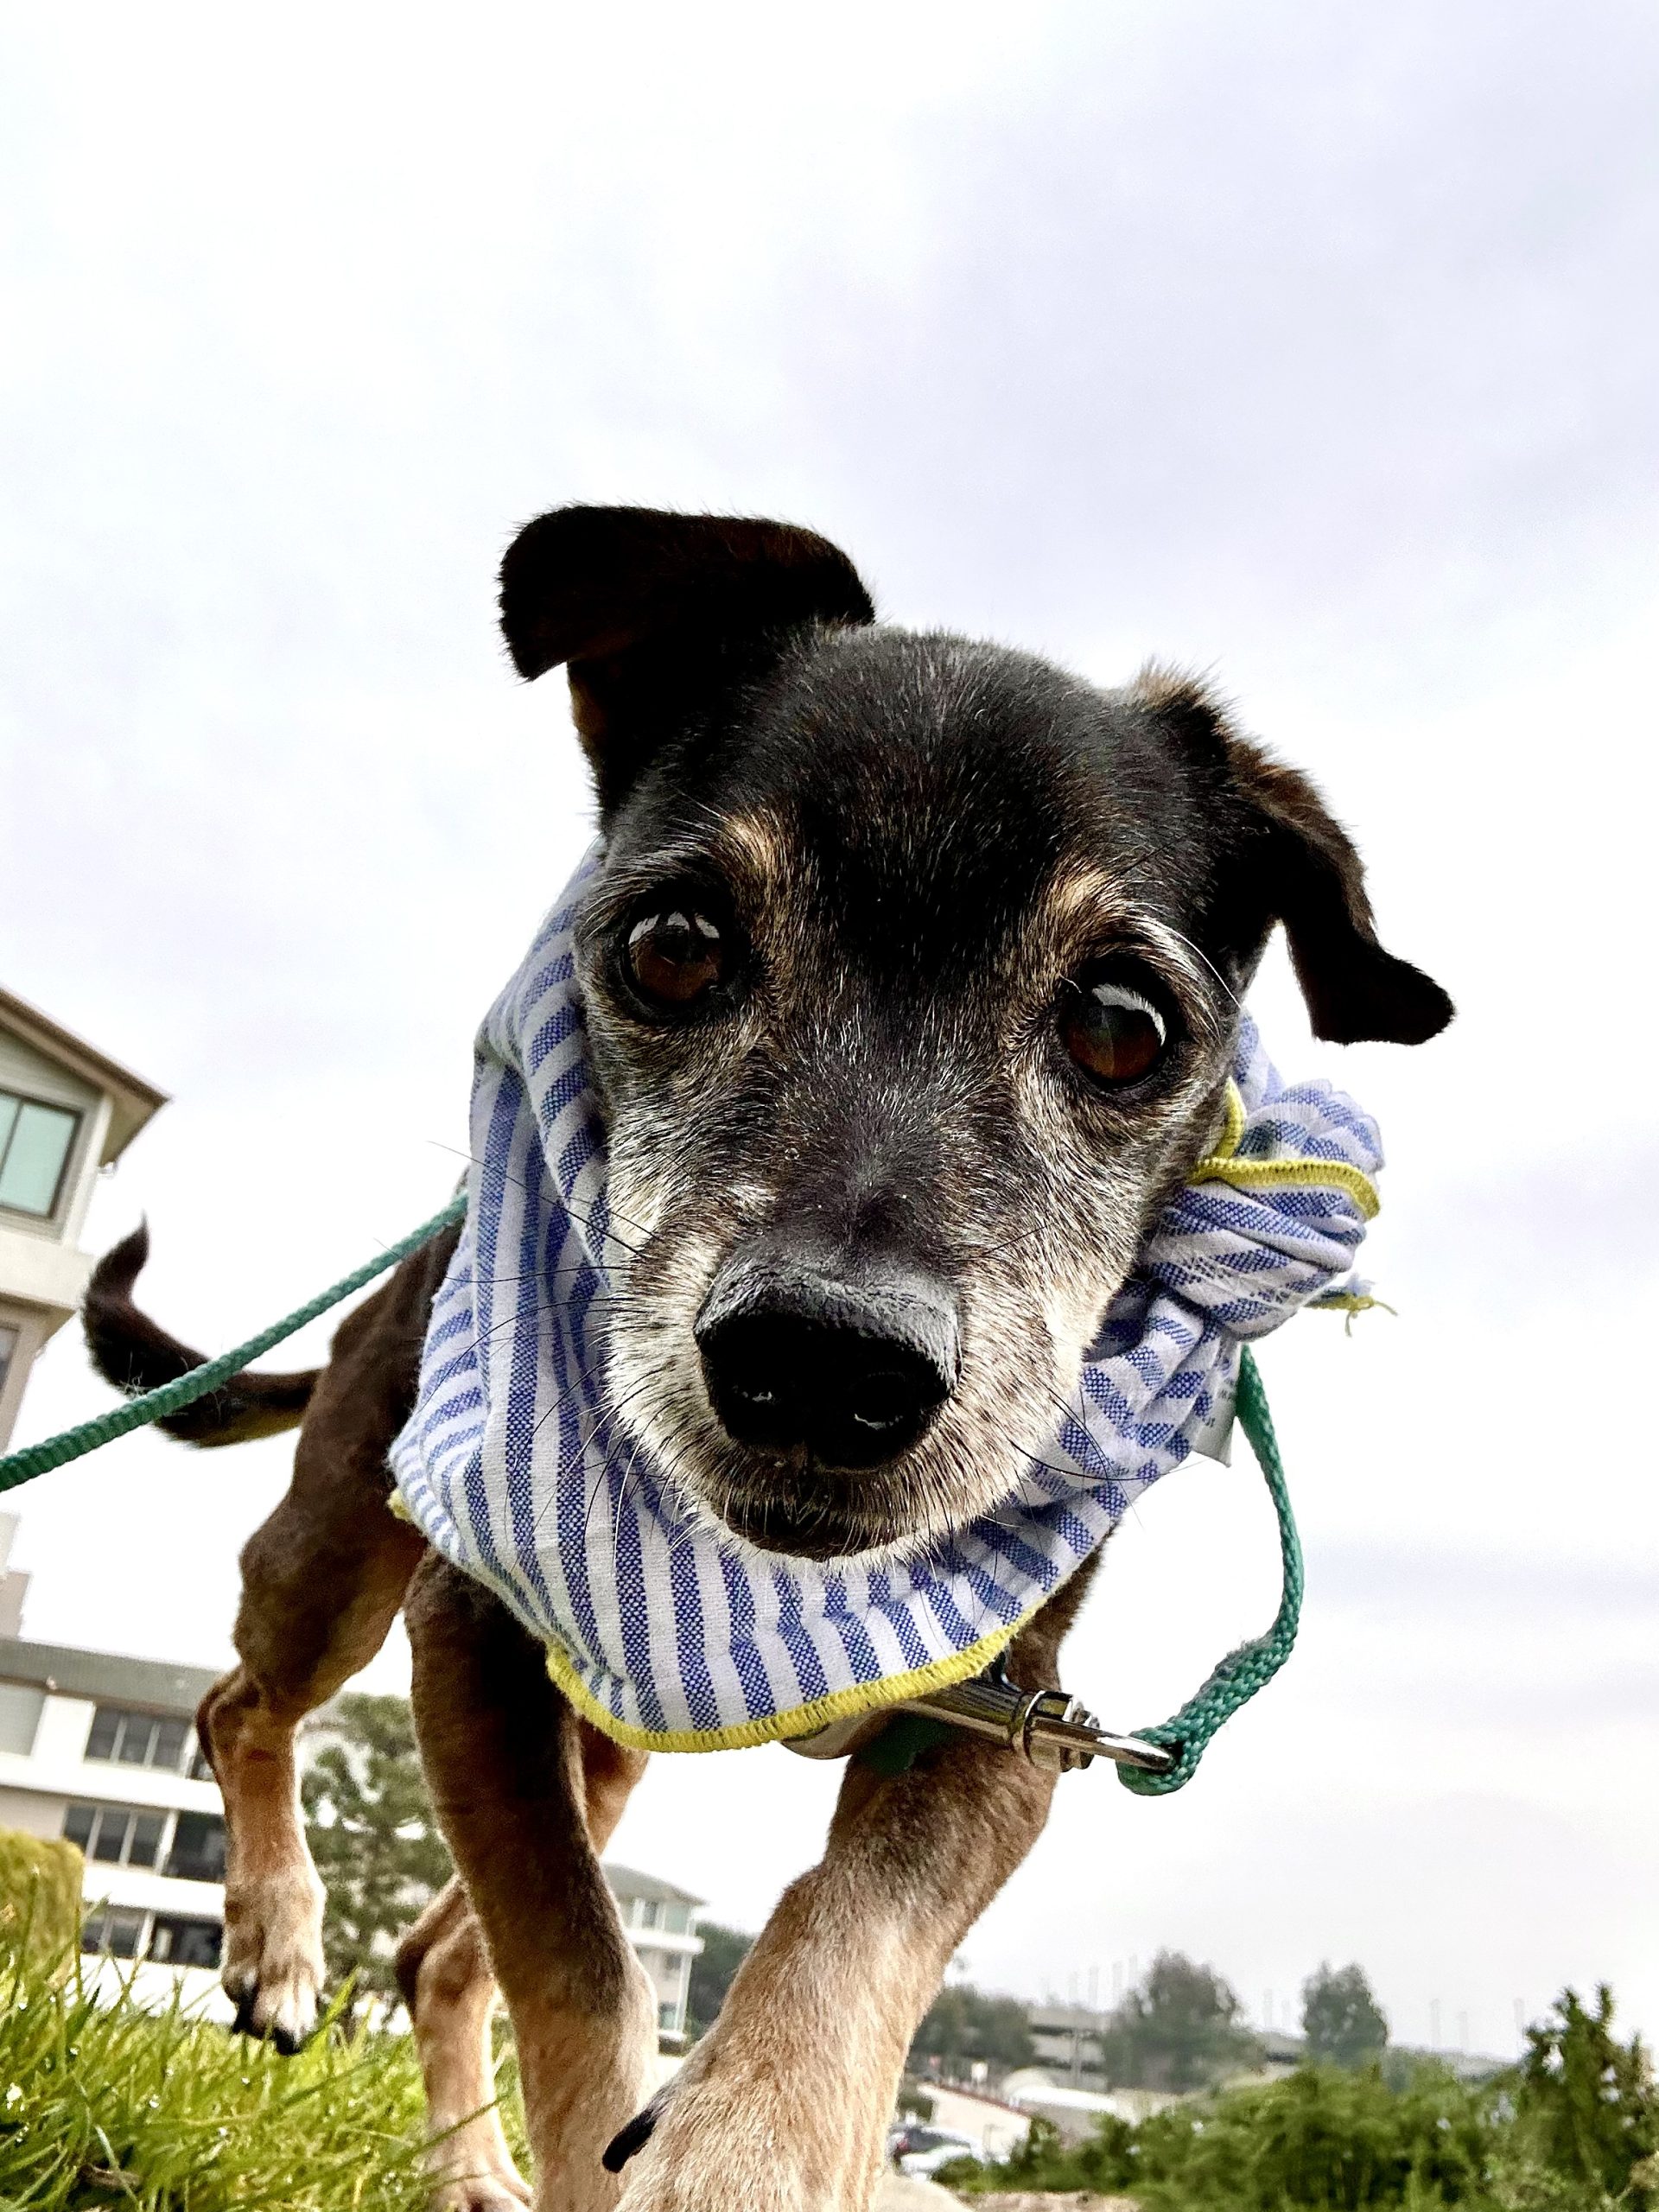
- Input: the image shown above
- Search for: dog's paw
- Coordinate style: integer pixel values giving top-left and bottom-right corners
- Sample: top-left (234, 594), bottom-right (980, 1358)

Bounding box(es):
top-left (429, 2157), bottom-right (533, 2212)
top-left (425, 2112), bottom-right (534, 2212)
top-left (613, 2128), bottom-right (844, 2212)
top-left (220, 1865), bottom-right (327, 2053)
top-left (609, 2069), bottom-right (874, 2212)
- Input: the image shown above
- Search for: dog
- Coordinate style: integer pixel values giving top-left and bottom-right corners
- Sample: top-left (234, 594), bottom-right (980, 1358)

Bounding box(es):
top-left (86, 505), bottom-right (1451, 2212)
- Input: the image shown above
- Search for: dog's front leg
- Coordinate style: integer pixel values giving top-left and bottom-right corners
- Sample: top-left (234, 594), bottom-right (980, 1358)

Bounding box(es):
top-left (406, 1554), bottom-right (658, 2212)
top-left (617, 1576), bottom-right (1096, 2212)
top-left (619, 1724), bottom-right (1067, 2208)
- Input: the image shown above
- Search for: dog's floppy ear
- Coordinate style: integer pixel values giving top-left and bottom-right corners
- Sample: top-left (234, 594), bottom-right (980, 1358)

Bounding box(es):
top-left (499, 505), bottom-right (875, 812)
top-left (1226, 740), bottom-right (1453, 1043)
top-left (1139, 670), bottom-right (1453, 1045)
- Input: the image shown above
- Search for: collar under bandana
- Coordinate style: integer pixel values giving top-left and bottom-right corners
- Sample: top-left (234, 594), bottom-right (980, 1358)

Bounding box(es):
top-left (391, 855), bottom-right (1383, 1753)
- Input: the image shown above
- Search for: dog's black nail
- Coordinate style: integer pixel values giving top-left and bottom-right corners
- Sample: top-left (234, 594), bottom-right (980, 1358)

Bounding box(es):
top-left (602, 2102), bottom-right (661, 2172)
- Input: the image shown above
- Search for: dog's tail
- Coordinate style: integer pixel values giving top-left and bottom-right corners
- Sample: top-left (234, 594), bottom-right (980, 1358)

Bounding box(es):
top-left (83, 1224), bottom-right (320, 1446)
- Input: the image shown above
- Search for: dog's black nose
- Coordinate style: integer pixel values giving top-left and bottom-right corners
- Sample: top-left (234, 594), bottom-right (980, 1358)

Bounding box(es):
top-left (696, 1263), bottom-right (959, 1470)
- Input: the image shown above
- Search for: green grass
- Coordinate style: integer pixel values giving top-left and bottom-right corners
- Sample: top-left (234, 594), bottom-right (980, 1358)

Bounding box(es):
top-left (8, 1940), bottom-right (1654, 2212)
top-left (0, 1943), bottom-right (525, 2210)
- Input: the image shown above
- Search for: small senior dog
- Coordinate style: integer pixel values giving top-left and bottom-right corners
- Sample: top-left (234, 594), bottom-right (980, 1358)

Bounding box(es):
top-left (87, 506), bottom-right (1451, 2212)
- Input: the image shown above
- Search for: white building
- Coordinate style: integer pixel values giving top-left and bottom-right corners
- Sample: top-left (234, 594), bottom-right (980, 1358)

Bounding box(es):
top-left (0, 1558), bottom-right (229, 2015)
top-left (604, 1862), bottom-right (705, 2044)
top-left (0, 983), bottom-right (165, 1451)
top-left (0, 1523), bottom-right (705, 2038)
top-left (1027, 2000), bottom-right (1109, 2087)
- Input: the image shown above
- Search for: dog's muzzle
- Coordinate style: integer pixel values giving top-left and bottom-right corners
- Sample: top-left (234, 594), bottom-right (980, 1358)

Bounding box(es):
top-left (695, 1257), bottom-right (960, 1469)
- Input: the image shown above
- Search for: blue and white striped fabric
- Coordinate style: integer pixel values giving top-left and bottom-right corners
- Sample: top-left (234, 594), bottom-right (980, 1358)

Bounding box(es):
top-left (390, 854), bottom-right (1383, 1752)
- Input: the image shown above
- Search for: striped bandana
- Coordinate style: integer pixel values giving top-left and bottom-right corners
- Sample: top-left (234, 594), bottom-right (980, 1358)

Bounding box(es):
top-left (391, 855), bottom-right (1383, 1753)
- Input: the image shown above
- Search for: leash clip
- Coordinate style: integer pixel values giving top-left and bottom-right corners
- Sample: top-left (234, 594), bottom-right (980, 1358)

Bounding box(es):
top-left (781, 1660), bottom-right (1175, 1777)
top-left (896, 1673), bottom-right (1173, 1777)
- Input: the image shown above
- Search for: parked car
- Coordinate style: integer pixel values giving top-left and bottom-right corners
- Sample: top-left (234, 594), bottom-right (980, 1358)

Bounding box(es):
top-left (893, 2128), bottom-right (987, 2178)
top-left (886, 2123), bottom-right (944, 2163)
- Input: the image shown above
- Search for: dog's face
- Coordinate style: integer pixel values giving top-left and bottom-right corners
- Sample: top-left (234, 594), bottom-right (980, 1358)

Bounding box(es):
top-left (500, 508), bottom-right (1451, 1560)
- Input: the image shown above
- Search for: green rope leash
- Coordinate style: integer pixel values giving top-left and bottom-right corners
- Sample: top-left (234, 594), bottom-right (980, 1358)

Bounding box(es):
top-left (1116, 1344), bottom-right (1301, 1795)
top-left (0, 1204), bottom-right (1304, 1801)
top-left (0, 1194), bottom-right (467, 1496)
top-left (858, 1345), bottom-right (1303, 1795)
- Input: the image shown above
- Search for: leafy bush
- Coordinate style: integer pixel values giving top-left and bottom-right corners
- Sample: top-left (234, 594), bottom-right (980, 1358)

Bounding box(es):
top-left (1498, 1986), bottom-right (1655, 2210)
top-left (951, 1993), bottom-right (1656, 2210)
top-left (1135, 2064), bottom-right (1492, 2208)
top-left (950, 2069), bottom-right (1492, 2206)
top-left (0, 1825), bottom-right (81, 1965)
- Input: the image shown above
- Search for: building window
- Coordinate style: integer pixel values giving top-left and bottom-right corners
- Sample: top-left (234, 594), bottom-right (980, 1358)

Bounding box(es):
top-left (0, 1090), bottom-right (79, 1219)
top-left (0, 1321), bottom-right (19, 1400)
top-left (67, 1800), bottom-right (231, 1896)
top-left (0, 1680), bottom-right (44, 1756)
top-left (638, 1898), bottom-right (662, 1929)
top-left (82, 1904), bottom-right (148, 1959)
top-left (85, 1705), bottom-right (194, 1772)
top-left (166, 1811), bottom-right (226, 1884)
top-left (149, 1915), bottom-right (222, 1969)
top-left (63, 1802), bottom-right (168, 1870)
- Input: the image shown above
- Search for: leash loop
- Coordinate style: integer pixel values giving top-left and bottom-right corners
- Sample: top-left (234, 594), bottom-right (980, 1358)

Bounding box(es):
top-left (0, 1196), bottom-right (467, 1496)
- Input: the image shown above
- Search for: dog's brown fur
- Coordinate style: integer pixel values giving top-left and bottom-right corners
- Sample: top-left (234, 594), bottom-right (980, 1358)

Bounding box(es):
top-left (145, 1231), bottom-right (1090, 2211)
top-left (86, 506), bottom-right (1451, 2212)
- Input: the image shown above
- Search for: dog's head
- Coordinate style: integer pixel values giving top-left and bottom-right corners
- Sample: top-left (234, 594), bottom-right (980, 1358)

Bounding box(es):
top-left (500, 505), bottom-right (1452, 1560)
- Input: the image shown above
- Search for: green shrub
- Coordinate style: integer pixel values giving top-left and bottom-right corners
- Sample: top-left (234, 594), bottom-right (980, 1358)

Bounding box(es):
top-left (952, 1999), bottom-right (1657, 2212)
top-left (1128, 2063), bottom-right (1493, 2209)
top-left (953, 2064), bottom-right (1497, 2207)
top-left (0, 1825), bottom-right (81, 1964)
top-left (1499, 1986), bottom-right (1655, 2211)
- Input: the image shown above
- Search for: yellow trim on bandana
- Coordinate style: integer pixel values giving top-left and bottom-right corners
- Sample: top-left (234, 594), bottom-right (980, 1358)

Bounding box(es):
top-left (544, 1610), bottom-right (1027, 1754)
top-left (537, 1079), bottom-right (1380, 1754)
top-left (1188, 1082), bottom-right (1381, 1221)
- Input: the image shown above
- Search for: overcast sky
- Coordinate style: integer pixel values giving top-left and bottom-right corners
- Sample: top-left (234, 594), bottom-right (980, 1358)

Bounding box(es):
top-left (3, 2), bottom-right (1656, 2060)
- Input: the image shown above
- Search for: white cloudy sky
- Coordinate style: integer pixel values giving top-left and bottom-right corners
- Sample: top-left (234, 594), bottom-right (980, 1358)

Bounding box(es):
top-left (3, 3), bottom-right (1656, 2059)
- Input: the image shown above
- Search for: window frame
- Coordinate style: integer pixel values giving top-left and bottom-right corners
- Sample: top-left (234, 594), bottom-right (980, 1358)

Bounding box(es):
top-left (64, 1800), bottom-right (180, 1872)
top-left (82, 1903), bottom-right (149, 1960)
top-left (85, 1702), bottom-right (196, 1773)
top-left (165, 1808), bottom-right (228, 1884)
top-left (148, 1913), bottom-right (224, 1969)
top-left (0, 1086), bottom-right (82, 1222)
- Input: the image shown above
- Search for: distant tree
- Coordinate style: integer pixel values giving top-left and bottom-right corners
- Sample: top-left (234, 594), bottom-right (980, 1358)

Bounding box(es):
top-left (1100, 1950), bottom-right (1255, 2092)
top-left (1510, 1986), bottom-right (1656, 2208)
top-left (300, 1694), bottom-right (453, 2018)
top-left (1301, 1961), bottom-right (1389, 2069)
top-left (687, 1923), bottom-right (753, 2036)
top-left (909, 1982), bottom-right (1035, 2080)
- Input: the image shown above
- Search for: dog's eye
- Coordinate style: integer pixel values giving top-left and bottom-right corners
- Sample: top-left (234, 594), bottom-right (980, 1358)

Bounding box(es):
top-left (1060, 974), bottom-right (1167, 1086)
top-left (626, 906), bottom-right (727, 1010)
